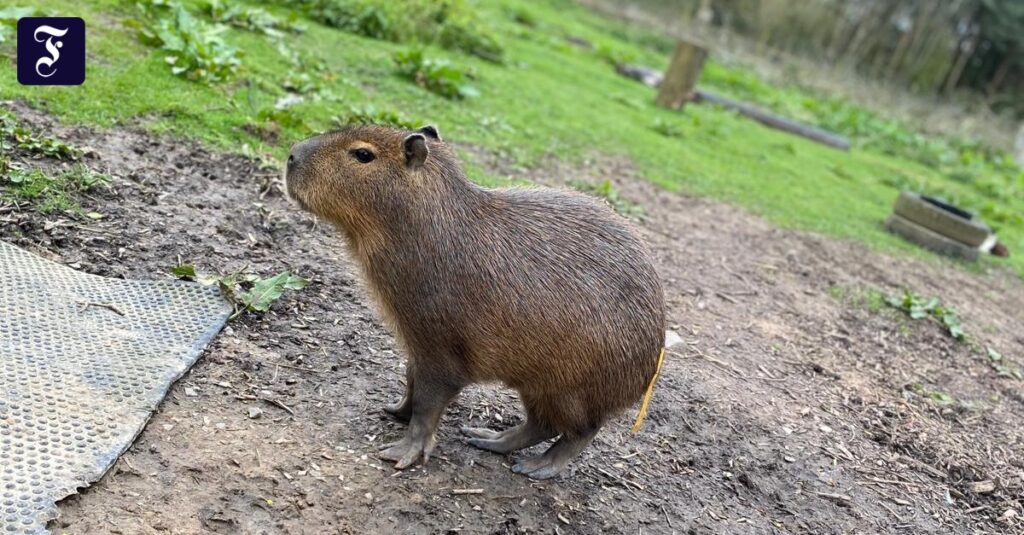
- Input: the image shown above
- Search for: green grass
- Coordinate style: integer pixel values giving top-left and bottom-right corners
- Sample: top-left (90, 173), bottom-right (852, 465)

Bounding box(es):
top-left (2, 0), bottom-right (1022, 278)
top-left (2, 165), bottom-right (110, 213)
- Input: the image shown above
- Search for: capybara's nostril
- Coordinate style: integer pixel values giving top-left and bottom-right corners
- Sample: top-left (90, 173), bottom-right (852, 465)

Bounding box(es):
top-left (287, 153), bottom-right (296, 166)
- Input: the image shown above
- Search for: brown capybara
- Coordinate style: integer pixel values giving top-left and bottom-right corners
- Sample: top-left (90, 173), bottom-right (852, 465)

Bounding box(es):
top-left (284, 124), bottom-right (665, 479)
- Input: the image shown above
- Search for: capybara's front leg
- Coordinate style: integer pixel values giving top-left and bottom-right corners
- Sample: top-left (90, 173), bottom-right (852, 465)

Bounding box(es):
top-left (379, 370), bottom-right (462, 469)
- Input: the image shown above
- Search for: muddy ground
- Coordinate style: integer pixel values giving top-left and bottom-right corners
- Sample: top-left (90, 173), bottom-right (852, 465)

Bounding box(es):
top-left (2, 102), bottom-right (1023, 534)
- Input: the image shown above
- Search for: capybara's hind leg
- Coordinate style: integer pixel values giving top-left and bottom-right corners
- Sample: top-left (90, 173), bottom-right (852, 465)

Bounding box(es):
top-left (383, 364), bottom-right (414, 422)
top-left (511, 426), bottom-right (600, 479)
top-left (379, 376), bottom-right (461, 469)
top-left (461, 418), bottom-right (556, 454)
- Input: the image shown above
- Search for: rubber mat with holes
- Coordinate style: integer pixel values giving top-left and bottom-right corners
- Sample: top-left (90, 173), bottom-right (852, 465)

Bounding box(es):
top-left (0, 241), bottom-right (231, 534)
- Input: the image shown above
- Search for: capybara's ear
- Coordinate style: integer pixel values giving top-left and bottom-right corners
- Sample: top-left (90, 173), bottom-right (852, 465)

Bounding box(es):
top-left (416, 125), bottom-right (441, 140)
top-left (404, 133), bottom-right (429, 170)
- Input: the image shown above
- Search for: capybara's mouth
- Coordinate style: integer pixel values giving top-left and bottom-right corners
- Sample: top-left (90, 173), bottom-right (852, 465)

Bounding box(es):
top-left (282, 165), bottom-right (305, 209)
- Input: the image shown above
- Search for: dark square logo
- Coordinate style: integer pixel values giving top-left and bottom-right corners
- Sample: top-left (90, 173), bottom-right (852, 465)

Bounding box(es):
top-left (17, 17), bottom-right (86, 86)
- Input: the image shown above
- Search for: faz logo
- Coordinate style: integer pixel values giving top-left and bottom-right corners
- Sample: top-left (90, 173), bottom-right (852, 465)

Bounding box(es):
top-left (17, 17), bottom-right (86, 86)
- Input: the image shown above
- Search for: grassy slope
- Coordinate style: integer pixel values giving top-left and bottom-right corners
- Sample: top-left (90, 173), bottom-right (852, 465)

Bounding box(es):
top-left (2, 0), bottom-right (1021, 278)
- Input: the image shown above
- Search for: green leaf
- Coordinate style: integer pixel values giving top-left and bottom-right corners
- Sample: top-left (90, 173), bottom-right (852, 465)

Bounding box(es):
top-left (283, 274), bottom-right (308, 290)
top-left (239, 271), bottom-right (290, 312)
top-left (170, 264), bottom-right (196, 279)
top-left (987, 347), bottom-right (1003, 362)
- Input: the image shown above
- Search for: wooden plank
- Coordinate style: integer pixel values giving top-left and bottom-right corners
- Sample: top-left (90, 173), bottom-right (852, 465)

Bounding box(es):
top-left (655, 40), bottom-right (708, 110)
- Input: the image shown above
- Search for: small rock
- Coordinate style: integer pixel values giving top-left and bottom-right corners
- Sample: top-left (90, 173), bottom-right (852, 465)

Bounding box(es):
top-left (819, 425), bottom-right (833, 433)
top-left (999, 508), bottom-right (1017, 523)
top-left (248, 407), bottom-right (264, 419)
top-left (784, 456), bottom-right (796, 463)
top-left (184, 387), bottom-right (198, 397)
top-left (363, 492), bottom-right (374, 505)
top-left (665, 330), bottom-right (684, 348)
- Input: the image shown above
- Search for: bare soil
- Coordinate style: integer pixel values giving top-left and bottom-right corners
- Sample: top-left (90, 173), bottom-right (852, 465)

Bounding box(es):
top-left (3, 103), bottom-right (1023, 534)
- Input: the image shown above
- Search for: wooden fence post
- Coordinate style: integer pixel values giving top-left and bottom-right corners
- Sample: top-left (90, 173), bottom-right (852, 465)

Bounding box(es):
top-left (655, 40), bottom-right (708, 110)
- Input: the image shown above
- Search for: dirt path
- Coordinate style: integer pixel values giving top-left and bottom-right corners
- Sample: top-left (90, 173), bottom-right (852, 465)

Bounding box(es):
top-left (3, 104), bottom-right (1022, 534)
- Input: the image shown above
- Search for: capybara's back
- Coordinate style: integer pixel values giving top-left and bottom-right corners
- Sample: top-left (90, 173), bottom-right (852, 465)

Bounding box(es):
top-left (422, 186), bottom-right (665, 430)
top-left (285, 124), bottom-right (665, 479)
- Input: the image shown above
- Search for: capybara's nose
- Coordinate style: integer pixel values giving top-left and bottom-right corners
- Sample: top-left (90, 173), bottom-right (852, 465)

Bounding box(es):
top-left (288, 138), bottom-right (316, 170)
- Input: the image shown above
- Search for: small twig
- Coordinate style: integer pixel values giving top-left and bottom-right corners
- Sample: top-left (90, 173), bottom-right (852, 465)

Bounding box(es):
top-left (715, 291), bottom-right (738, 304)
top-left (70, 224), bottom-right (115, 235)
top-left (262, 398), bottom-right (295, 416)
top-left (672, 348), bottom-right (746, 378)
top-left (451, 488), bottom-right (484, 495)
top-left (879, 500), bottom-right (904, 522)
top-left (661, 505), bottom-right (673, 529)
top-left (235, 395), bottom-right (295, 416)
top-left (815, 491), bottom-right (853, 506)
top-left (77, 301), bottom-right (125, 316)
top-left (277, 363), bottom-right (322, 374)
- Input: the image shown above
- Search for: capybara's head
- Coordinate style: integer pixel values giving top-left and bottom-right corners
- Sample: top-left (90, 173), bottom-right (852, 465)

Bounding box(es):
top-left (284, 124), bottom-right (446, 231)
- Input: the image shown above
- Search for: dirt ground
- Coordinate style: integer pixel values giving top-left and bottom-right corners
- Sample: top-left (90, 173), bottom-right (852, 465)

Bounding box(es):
top-left (3, 102), bottom-right (1023, 534)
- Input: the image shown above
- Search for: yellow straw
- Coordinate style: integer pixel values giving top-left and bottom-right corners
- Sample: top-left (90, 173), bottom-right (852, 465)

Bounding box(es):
top-left (631, 346), bottom-right (666, 433)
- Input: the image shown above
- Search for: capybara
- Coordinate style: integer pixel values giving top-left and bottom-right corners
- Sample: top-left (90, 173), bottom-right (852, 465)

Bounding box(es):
top-left (284, 124), bottom-right (665, 479)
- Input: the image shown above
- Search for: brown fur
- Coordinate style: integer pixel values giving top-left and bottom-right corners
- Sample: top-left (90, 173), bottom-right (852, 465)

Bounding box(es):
top-left (286, 125), bottom-right (665, 475)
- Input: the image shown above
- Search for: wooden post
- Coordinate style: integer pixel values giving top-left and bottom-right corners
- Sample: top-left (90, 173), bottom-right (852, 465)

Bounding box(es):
top-left (655, 40), bottom-right (708, 110)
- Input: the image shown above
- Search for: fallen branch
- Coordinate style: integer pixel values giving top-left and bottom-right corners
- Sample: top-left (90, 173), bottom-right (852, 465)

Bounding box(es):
top-left (693, 91), bottom-right (850, 150)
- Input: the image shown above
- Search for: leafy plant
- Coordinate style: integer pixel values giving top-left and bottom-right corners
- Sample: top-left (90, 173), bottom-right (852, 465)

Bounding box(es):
top-left (198, 0), bottom-right (303, 37)
top-left (335, 104), bottom-right (420, 129)
top-left (985, 346), bottom-right (1023, 380)
top-left (571, 179), bottom-right (646, 221)
top-left (0, 7), bottom-right (42, 43)
top-left (508, 6), bottom-right (538, 27)
top-left (170, 265), bottom-right (308, 319)
top-left (0, 109), bottom-right (81, 160)
top-left (886, 290), bottom-right (965, 340)
top-left (393, 48), bottom-right (479, 100)
top-left (593, 42), bottom-right (636, 66)
top-left (288, 0), bottom-right (503, 62)
top-left (128, 1), bottom-right (241, 83)
top-left (652, 118), bottom-right (684, 138)
top-left (908, 383), bottom-right (956, 405)
top-left (275, 42), bottom-right (337, 98)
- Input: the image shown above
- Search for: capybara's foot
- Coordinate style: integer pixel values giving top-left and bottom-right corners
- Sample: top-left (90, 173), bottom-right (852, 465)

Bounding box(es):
top-left (383, 397), bottom-right (412, 423)
top-left (379, 432), bottom-right (436, 469)
top-left (461, 422), bottom-right (556, 454)
top-left (511, 427), bottom-right (599, 479)
top-left (461, 426), bottom-right (502, 440)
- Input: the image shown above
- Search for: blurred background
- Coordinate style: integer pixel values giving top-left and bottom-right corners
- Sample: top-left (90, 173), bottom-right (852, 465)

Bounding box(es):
top-left (589, 0), bottom-right (1023, 153)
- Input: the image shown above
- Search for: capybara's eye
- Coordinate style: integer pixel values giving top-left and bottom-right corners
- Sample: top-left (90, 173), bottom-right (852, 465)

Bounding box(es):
top-left (351, 148), bottom-right (376, 164)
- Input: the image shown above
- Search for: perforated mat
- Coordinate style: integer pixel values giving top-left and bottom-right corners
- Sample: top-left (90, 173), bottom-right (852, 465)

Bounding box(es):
top-left (0, 241), bottom-right (231, 534)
